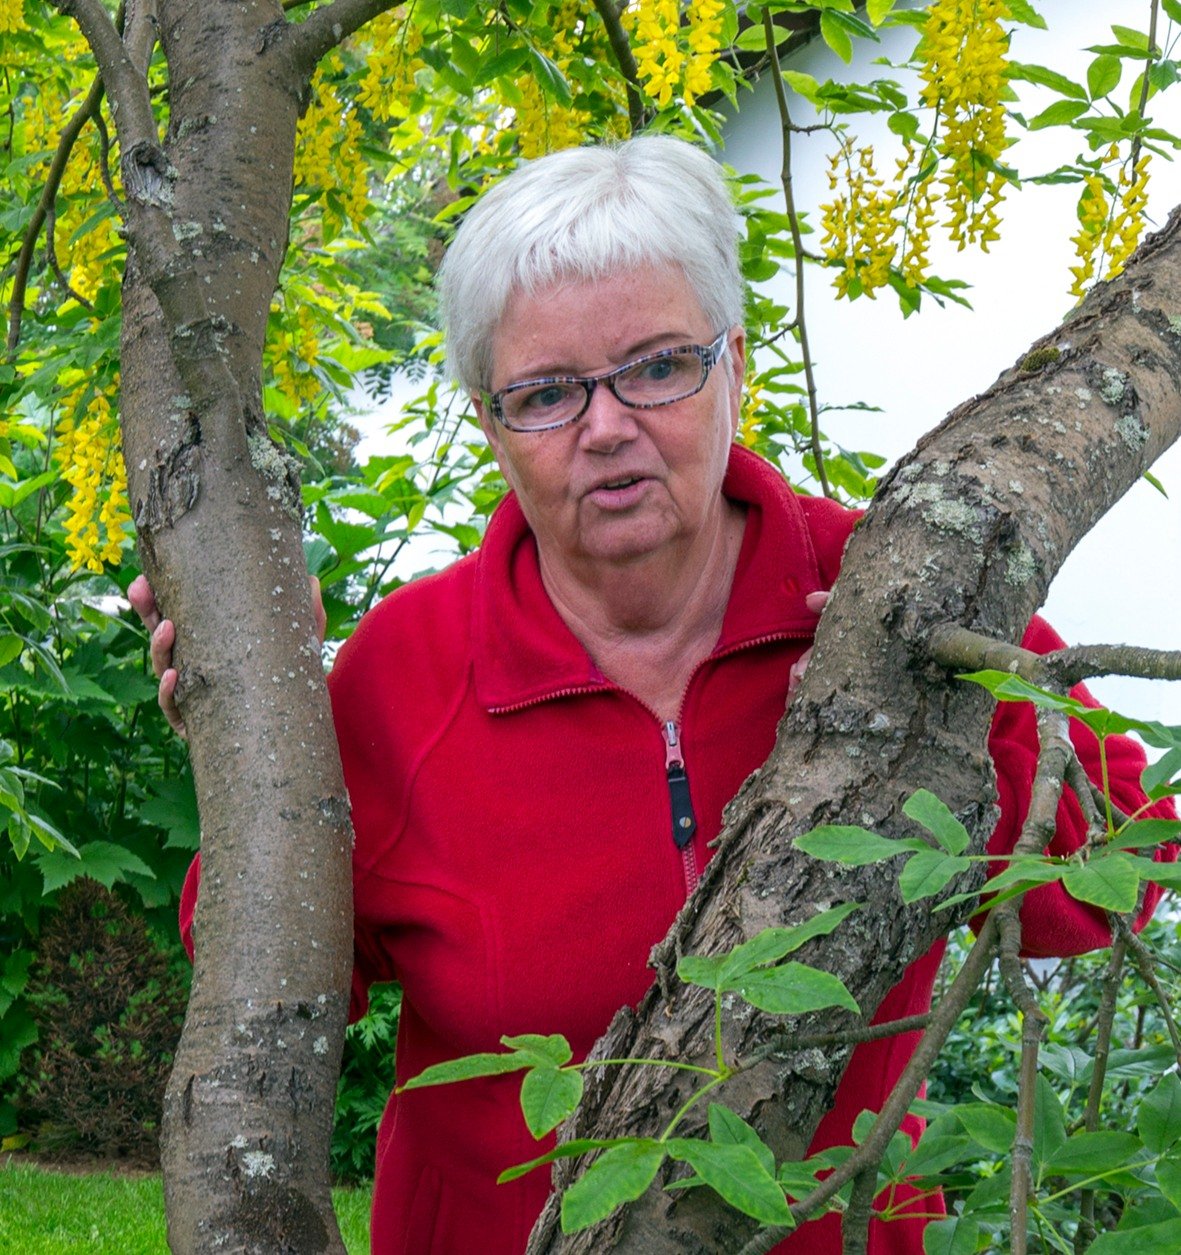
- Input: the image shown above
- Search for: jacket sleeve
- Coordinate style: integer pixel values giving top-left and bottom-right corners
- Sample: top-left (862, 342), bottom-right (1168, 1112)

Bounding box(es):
top-left (985, 614), bottom-right (1177, 957)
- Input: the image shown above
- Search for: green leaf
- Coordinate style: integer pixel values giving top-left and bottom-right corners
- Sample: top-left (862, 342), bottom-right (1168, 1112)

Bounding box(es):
top-left (1111, 24), bottom-right (1151, 52)
top-left (866, 0), bottom-right (894, 26)
top-left (898, 850), bottom-right (971, 904)
top-left (954, 1103), bottom-right (1016, 1154)
top-left (500, 1033), bottom-right (573, 1066)
top-left (140, 775), bottom-right (201, 850)
top-left (1004, 0), bottom-right (1046, 28)
top-left (1042, 1131), bottom-right (1143, 1176)
top-left (1089, 53), bottom-right (1123, 99)
top-left (521, 1066), bottom-right (583, 1138)
top-left (36, 840), bottom-right (154, 894)
top-left (560, 1142), bottom-right (666, 1233)
top-left (1028, 99), bottom-right (1091, 129)
top-left (1111, 819), bottom-right (1181, 850)
top-left (923, 1215), bottom-right (980, 1255)
top-left (1164, 0), bottom-right (1181, 24)
top-left (398, 1049), bottom-right (535, 1091)
top-left (819, 11), bottom-right (853, 63)
top-left (1060, 853), bottom-right (1140, 913)
top-left (498, 1138), bottom-right (639, 1184)
top-left (1156, 1153), bottom-right (1181, 1211)
top-left (1143, 748), bottom-right (1181, 797)
top-left (708, 1104), bottom-right (775, 1176)
top-left (0, 635), bottom-right (22, 668)
top-left (1089, 1219), bottom-right (1181, 1253)
top-left (528, 48), bottom-right (573, 107)
top-left (1007, 62), bottom-right (1088, 100)
top-left (733, 962), bottom-right (859, 1016)
top-left (904, 1133), bottom-right (973, 1179)
top-left (1139, 1074), bottom-right (1181, 1155)
top-left (903, 790), bottom-right (969, 854)
top-left (781, 70), bottom-right (821, 105)
top-left (666, 1140), bottom-right (792, 1226)
top-left (1032, 1076), bottom-right (1068, 1171)
top-left (795, 825), bottom-right (922, 866)
top-left (717, 903), bottom-right (860, 982)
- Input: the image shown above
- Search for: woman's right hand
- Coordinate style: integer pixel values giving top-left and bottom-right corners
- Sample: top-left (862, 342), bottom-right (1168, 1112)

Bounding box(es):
top-left (127, 573), bottom-right (327, 739)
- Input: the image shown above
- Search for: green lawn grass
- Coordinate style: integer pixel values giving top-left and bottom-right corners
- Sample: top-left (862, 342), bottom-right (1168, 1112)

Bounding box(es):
top-left (0, 1161), bottom-right (372, 1253)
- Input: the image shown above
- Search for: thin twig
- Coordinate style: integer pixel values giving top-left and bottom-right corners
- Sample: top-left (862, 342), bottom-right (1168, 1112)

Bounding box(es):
top-left (735, 914), bottom-right (1000, 1255)
top-left (746, 1012), bottom-right (933, 1065)
top-left (590, 0), bottom-right (644, 134)
top-left (841, 1166), bottom-right (878, 1255)
top-left (1044, 643), bottom-right (1181, 688)
top-left (996, 706), bottom-right (1070, 1253)
top-left (1114, 916), bottom-right (1181, 1066)
top-left (762, 6), bottom-right (831, 498)
top-left (92, 108), bottom-right (123, 209)
top-left (1130, 0), bottom-right (1161, 172)
top-left (1073, 937), bottom-right (1126, 1254)
top-left (44, 206), bottom-right (94, 310)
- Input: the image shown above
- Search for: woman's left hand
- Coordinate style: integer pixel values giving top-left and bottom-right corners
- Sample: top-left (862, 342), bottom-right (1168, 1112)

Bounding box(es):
top-left (787, 590), bottom-right (830, 696)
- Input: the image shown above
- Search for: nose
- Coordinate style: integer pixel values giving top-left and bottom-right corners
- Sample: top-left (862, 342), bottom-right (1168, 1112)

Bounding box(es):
top-left (578, 380), bottom-right (640, 453)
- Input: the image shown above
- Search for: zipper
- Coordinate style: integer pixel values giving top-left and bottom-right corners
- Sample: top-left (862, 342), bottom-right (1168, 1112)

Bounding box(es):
top-left (664, 720), bottom-right (699, 895)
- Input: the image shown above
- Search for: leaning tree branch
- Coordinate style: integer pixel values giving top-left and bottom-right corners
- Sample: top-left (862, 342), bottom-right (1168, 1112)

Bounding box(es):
top-left (55, 0), bottom-right (157, 151)
top-left (283, 0), bottom-right (402, 76)
top-left (1043, 644), bottom-right (1181, 689)
top-left (590, 0), bottom-right (645, 135)
top-left (1114, 915), bottom-right (1181, 1067)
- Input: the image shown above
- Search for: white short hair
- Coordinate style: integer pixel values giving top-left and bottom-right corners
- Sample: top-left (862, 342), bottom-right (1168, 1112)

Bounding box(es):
top-left (439, 136), bottom-right (745, 394)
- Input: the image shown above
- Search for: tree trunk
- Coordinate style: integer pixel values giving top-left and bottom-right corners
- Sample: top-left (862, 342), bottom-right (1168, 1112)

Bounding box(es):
top-left (57, 0), bottom-right (389, 1247)
top-left (527, 212), bottom-right (1181, 1252)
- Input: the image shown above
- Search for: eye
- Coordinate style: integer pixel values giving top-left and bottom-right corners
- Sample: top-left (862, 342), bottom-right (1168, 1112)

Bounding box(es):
top-left (520, 383), bottom-right (578, 412)
top-left (636, 357), bottom-right (677, 383)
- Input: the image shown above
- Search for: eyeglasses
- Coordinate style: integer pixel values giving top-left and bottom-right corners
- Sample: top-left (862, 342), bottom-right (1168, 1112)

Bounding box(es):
top-left (484, 329), bottom-right (731, 433)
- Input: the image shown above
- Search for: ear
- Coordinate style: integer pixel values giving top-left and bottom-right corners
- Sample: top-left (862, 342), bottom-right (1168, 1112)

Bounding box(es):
top-left (725, 327), bottom-right (746, 440)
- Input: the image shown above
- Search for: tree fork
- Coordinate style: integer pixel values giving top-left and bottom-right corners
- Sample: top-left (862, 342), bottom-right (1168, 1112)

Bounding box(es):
top-left (528, 210), bottom-right (1181, 1252)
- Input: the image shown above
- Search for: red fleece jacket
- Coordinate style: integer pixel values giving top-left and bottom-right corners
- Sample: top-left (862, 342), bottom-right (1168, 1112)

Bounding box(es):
top-left (180, 445), bottom-right (1171, 1253)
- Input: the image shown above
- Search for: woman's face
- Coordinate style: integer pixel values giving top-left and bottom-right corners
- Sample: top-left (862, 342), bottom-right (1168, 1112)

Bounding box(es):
top-left (474, 267), bottom-right (745, 576)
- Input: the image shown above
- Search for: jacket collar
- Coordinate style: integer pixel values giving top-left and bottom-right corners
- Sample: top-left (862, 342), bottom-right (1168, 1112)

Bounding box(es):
top-left (472, 444), bottom-right (826, 712)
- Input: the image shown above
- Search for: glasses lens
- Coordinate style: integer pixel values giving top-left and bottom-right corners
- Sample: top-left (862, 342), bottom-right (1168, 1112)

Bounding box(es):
top-left (500, 381), bottom-right (588, 430)
top-left (615, 350), bottom-right (705, 407)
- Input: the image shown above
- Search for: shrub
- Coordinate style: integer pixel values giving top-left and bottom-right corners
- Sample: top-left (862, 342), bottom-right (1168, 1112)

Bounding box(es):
top-left (15, 880), bottom-right (189, 1165)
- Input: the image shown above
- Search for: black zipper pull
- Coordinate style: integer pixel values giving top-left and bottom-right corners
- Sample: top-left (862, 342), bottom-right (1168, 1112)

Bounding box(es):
top-left (664, 721), bottom-right (697, 850)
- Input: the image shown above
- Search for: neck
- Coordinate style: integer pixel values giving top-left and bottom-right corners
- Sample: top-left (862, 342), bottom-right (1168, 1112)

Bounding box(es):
top-left (537, 500), bottom-right (747, 718)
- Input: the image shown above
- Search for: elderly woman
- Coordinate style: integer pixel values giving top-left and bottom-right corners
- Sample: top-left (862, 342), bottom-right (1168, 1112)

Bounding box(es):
top-left (135, 136), bottom-right (1168, 1253)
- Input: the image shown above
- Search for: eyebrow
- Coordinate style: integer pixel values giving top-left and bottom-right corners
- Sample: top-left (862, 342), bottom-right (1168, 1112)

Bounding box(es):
top-left (506, 332), bottom-right (703, 385)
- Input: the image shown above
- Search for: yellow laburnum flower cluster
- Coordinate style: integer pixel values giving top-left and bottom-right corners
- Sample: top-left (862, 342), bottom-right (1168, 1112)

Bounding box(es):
top-left (628, 0), bottom-right (723, 109)
top-left (918, 0), bottom-right (1010, 250)
top-left (56, 382), bottom-right (131, 573)
top-left (295, 59), bottom-right (370, 230)
top-left (357, 8), bottom-right (426, 123)
top-left (738, 378), bottom-right (764, 449)
top-left (514, 0), bottom-right (587, 158)
top-left (1069, 148), bottom-right (1151, 300)
top-left (0, 0), bottom-right (26, 35)
top-left (270, 305), bottom-right (323, 406)
top-left (820, 141), bottom-right (901, 299)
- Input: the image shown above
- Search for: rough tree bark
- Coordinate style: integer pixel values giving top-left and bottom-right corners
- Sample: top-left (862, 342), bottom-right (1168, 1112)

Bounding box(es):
top-left (52, 2), bottom-right (1181, 1251)
top-left (527, 215), bottom-right (1181, 1252)
top-left (51, 0), bottom-right (395, 1250)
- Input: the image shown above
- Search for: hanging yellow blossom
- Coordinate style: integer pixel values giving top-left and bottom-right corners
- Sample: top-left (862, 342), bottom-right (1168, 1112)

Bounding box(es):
top-left (630, 0), bottom-right (684, 108)
top-left (56, 382), bottom-right (132, 573)
top-left (0, 0), bottom-right (25, 35)
top-left (683, 0), bottom-right (724, 106)
top-left (918, 0), bottom-right (1010, 250)
top-left (738, 378), bottom-right (764, 449)
top-left (357, 8), bottom-right (426, 123)
top-left (820, 140), bottom-right (900, 298)
top-left (1068, 148), bottom-right (1151, 300)
top-left (270, 304), bottom-right (323, 406)
top-left (295, 59), bottom-right (370, 231)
